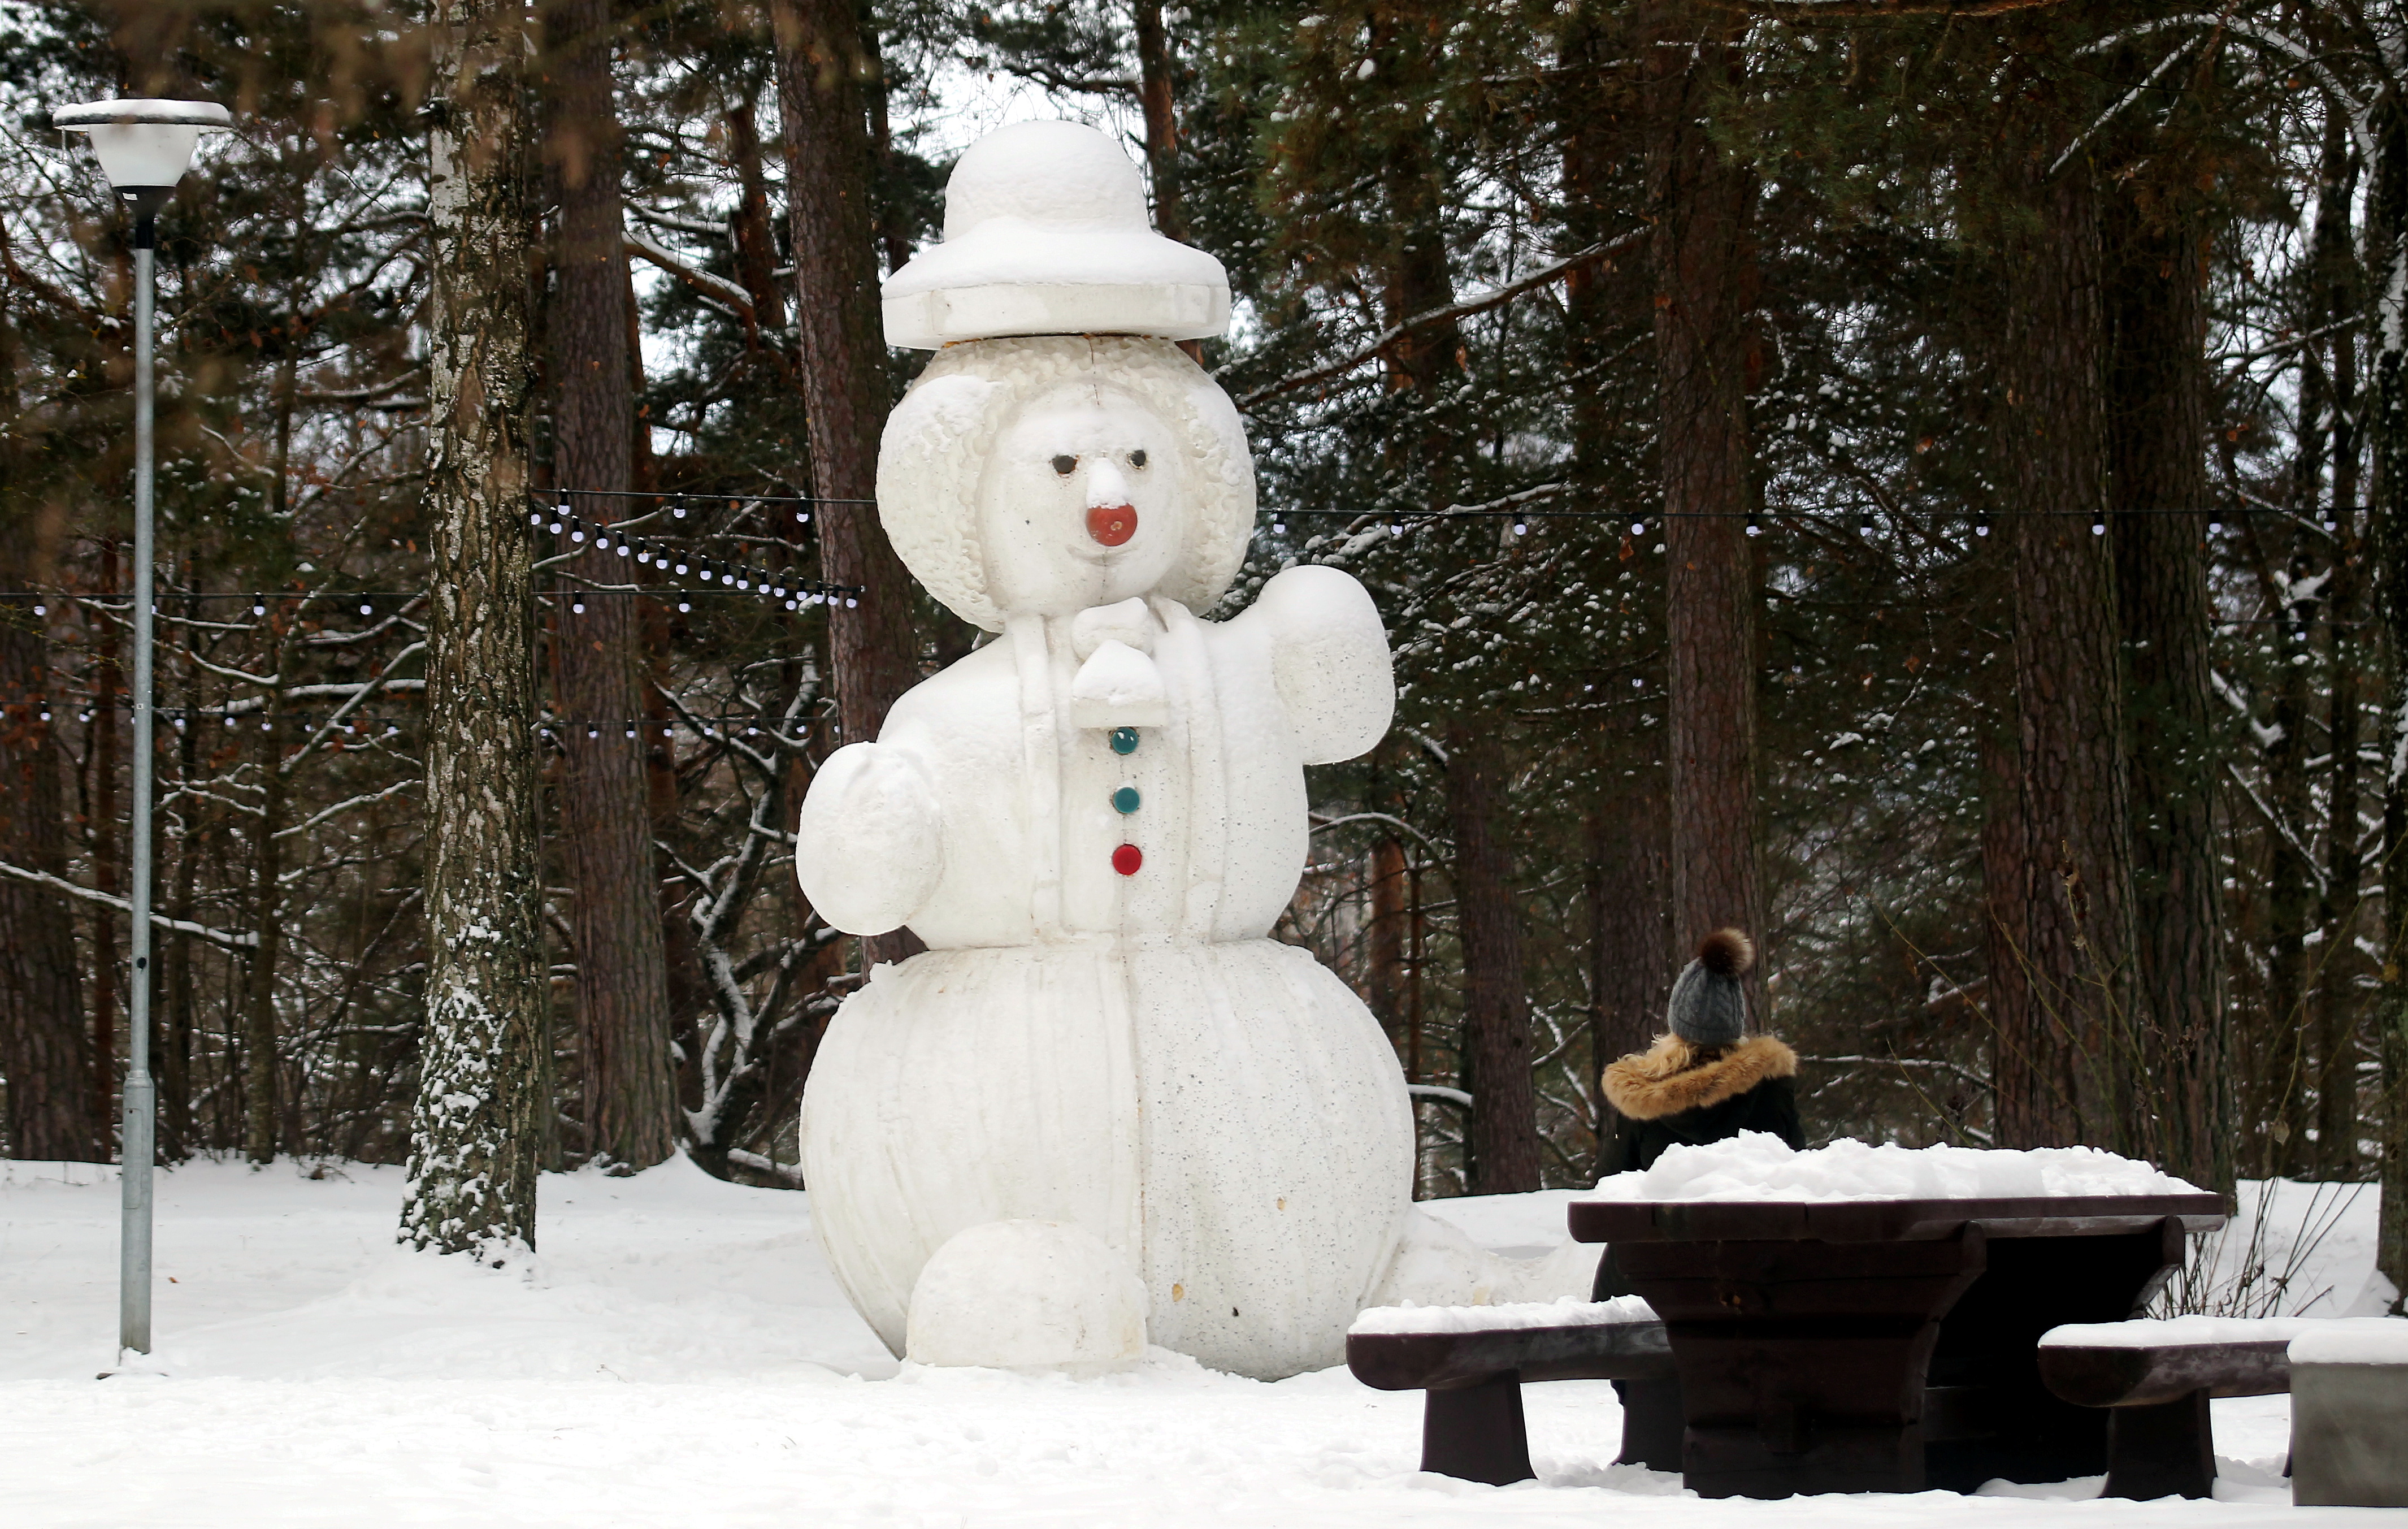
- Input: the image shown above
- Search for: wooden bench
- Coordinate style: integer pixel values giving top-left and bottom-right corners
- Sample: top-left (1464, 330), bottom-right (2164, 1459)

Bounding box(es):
top-left (2037, 1318), bottom-right (2306, 1500)
top-left (1345, 1300), bottom-right (1680, 1485)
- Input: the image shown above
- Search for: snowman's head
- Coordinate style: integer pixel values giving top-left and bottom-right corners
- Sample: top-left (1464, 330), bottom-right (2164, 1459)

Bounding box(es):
top-left (877, 335), bottom-right (1256, 631)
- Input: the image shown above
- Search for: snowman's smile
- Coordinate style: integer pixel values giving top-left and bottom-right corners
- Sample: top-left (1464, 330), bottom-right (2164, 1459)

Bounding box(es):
top-left (1086, 503), bottom-right (1139, 547)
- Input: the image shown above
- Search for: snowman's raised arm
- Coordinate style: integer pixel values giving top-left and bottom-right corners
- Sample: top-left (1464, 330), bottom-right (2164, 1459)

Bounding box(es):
top-left (1242, 564), bottom-right (1395, 764)
top-left (795, 742), bottom-right (945, 937)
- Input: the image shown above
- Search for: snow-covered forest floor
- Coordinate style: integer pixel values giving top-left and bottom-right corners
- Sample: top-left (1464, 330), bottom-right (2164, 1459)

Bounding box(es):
top-left (0, 1160), bottom-right (2383, 1527)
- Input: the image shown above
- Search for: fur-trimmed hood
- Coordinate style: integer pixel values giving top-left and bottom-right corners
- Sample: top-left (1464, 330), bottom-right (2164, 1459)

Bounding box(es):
top-left (1601, 1033), bottom-right (1799, 1121)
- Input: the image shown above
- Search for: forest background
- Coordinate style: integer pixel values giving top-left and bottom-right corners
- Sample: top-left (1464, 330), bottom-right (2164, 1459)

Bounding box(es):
top-left (1, 0), bottom-right (2403, 1299)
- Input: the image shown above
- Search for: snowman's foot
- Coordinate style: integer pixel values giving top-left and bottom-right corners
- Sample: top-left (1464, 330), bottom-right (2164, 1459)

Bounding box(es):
top-left (905, 1219), bottom-right (1148, 1369)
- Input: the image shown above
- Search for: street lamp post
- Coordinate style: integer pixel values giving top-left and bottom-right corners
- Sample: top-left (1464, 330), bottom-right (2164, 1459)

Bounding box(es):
top-left (52, 97), bottom-right (232, 1362)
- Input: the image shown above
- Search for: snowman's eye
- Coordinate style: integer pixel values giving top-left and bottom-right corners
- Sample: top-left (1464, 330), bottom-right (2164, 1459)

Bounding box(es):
top-left (1051, 454), bottom-right (1077, 476)
top-left (1129, 449), bottom-right (1148, 469)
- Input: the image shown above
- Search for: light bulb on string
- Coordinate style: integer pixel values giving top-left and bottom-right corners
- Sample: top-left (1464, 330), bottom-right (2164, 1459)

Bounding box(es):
top-left (1973, 514), bottom-right (1992, 539)
top-left (1745, 513), bottom-right (1761, 538)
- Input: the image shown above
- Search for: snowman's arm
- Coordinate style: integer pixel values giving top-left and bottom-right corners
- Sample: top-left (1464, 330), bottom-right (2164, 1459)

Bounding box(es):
top-left (1248, 564), bottom-right (1395, 764)
top-left (795, 742), bottom-right (945, 935)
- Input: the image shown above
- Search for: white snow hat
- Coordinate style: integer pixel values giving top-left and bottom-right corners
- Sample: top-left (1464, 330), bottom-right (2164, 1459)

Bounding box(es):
top-left (882, 120), bottom-right (1231, 349)
top-left (878, 334), bottom-right (1256, 633)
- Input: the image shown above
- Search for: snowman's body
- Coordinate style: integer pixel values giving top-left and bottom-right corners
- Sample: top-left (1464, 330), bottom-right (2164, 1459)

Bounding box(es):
top-left (795, 123), bottom-right (1415, 1380)
top-left (801, 584), bottom-right (1414, 1378)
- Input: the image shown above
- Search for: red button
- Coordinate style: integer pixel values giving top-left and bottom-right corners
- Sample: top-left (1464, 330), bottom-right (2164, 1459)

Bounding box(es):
top-left (1112, 843), bottom-right (1143, 876)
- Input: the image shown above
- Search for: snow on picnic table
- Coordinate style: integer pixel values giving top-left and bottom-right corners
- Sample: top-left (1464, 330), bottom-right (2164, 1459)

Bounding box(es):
top-left (1579, 1133), bottom-right (2205, 1205)
top-left (0, 1157), bottom-right (2341, 1527)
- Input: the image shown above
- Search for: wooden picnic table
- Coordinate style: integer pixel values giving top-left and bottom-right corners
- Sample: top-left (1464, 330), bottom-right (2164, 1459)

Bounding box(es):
top-left (1568, 1193), bottom-right (2228, 1498)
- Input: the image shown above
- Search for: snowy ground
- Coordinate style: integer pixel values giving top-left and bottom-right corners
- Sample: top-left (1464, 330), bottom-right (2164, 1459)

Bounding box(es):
top-left (0, 1158), bottom-right (2384, 1527)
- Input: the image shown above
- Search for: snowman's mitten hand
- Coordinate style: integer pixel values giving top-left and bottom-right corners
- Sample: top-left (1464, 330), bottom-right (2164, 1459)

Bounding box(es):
top-left (1251, 564), bottom-right (1394, 763)
top-left (795, 742), bottom-right (944, 936)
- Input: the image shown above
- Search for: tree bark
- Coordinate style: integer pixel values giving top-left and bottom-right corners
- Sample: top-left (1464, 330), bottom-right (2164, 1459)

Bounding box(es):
top-left (767, 0), bottom-right (923, 967)
top-left (1586, 777), bottom-right (1672, 1169)
top-left (1979, 679), bottom-right (2036, 1146)
top-left (1367, 835), bottom-right (1407, 1035)
top-left (1133, 0), bottom-right (1187, 245)
top-left (1993, 157), bottom-right (2143, 1153)
top-left (1446, 723), bottom-right (1541, 1193)
top-left (401, 0), bottom-right (547, 1259)
top-left (2368, 81), bottom-right (2408, 1307)
top-left (543, 0), bottom-right (676, 1170)
top-left (2311, 118), bottom-right (2367, 1182)
top-left (242, 689), bottom-right (288, 1165)
top-left (1645, 1), bottom-right (1766, 1010)
top-left (0, 532), bottom-right (90, 1160)
top-left (2101, 188), bottom-right (2232, 1193)
top-left (89, 542), bottom-right (121, 1157)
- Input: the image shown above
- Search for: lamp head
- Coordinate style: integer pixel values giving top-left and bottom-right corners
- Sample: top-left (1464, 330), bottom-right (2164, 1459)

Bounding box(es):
top-left (51, 99), bottom-right (232, 235)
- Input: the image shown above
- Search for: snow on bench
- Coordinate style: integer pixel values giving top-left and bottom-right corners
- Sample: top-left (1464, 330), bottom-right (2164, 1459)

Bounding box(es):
top-left (1348, 1294), bottom-right (1656, 1336)
top-left (1346, 1294), bottom-right (1674, 1485)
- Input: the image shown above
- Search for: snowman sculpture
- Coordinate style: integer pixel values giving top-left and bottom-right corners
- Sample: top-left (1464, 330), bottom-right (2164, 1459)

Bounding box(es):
top-left (796, 121), bottom-right (1416, 1381)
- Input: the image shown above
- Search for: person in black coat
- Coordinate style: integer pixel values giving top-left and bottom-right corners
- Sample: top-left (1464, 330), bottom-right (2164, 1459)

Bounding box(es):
top-left (1591, 929), bottom-right (1804, 1467)
top-left (1600, 926), bottom-right (1802, 1175)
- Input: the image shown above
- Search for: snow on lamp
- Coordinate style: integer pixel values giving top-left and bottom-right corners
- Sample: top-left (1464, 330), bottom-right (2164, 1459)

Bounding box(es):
top-left (51, 99), bottom-right (232, 224)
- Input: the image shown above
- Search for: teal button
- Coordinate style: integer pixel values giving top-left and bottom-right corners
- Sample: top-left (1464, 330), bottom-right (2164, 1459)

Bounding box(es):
top-left (1112, 786), bottom-right (1141, 815)
top-left (1109, 727), bottom-right (1140, 755)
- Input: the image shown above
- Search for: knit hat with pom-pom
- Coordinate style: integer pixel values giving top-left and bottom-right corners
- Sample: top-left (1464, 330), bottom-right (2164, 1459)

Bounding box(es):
top-left (1666, 929), bottom-right (1755, 1047)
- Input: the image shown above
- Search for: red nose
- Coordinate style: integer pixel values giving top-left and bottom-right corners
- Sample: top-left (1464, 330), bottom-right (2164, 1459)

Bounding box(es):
top-left (1087, 504), bottom-right (1138, 547)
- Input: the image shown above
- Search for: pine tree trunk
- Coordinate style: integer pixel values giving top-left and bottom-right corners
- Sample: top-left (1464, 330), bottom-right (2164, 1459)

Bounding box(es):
top-left (1979, 683), bottom-right (2036, 1143)
top-left (1367, 836), bottom-right (1407, 1035)
top-left (242, 700), bottom-right (287, 1165)
top-left (2101, 191), bottom-right (2232, 1193)
top-left (767, 0), bottom-right (923, 967)
top-left (1133, 0), bottom-right (1187, 245)
top-left (542, 0), bottom-right (675, 1170)
top-left (1561, 2), bottom-right (1669, 1167)
top-left (2367, 84), bottom-right (2408, 1307)
top-left (1446, 723), bottom-right (1541, 1193)
top-left (2312, 115), bottom-right (2367, 1182)
top-left (1995, 159), bottom-right (2142, 1152)
top-left (0, 523), bottom-right (91, 1160)
top-left (2319, 544), bottom-right (2366, 1179)
top-left (1586, 778), bottom-right (1672, 1164)
top-left (401, 0), bottom-right (547, 1260)
top-left (89, 542), bottom-right (120, 1157)
top-left (1645, 1), bottom-right (1766, 1004)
